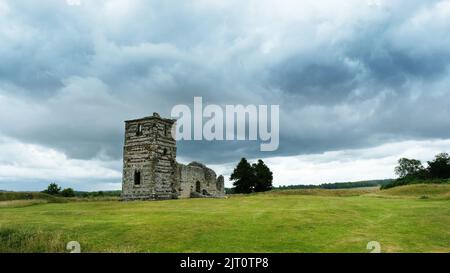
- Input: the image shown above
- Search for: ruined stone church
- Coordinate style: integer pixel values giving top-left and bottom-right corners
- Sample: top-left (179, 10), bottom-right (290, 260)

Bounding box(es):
top-left (122, 113), bottom-right (225, 200)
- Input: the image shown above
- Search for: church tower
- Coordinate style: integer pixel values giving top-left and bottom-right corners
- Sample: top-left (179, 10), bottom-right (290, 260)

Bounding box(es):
top-left (122, 112), bottom-right (177, 200)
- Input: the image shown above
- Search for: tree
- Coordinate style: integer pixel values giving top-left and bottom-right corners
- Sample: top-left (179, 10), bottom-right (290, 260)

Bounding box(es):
top-left (43, 183), bottom-right (61, 195)
top-left (383, 152), bottom-right (450, 190)
top-left (230, 158), bottom-right (256, 194)
top-left (61, 188), bottom-right (75, 197)
top-left (253, 160), bottom-right (273, 192)
top-left (230, 158), bottom-right (274, 194)
top-left (427, 153), bottom-right (450, 179)
top-left (394, 158), bottom-right (425, 179)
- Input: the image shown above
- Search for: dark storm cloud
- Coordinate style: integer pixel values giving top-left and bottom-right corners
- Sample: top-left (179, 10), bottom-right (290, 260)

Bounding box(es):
top-left (1, 0), bottom-right (450, 166)
top-left (0, 1), bottom-right (95, 95)
top-left (269, 60), bottom-right (358, 104)
top-left (344, 30), bottom-right (450, 89)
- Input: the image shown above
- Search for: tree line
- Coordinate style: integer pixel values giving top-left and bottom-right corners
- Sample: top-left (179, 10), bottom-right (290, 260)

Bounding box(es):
top-left (42, 183), bottom-right (121, 198)
top-left (279, 179), bottom-right (392, 190)
top-left (43, 183), bottom-right (75, 197)
top-left (382, 152), bottom-right (450, 189)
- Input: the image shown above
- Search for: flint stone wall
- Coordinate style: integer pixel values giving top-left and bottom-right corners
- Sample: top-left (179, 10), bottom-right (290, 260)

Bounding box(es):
top-left (176, 162), bottom-right (225, 199)
top-left (122, 113), bottom-right (225, 200)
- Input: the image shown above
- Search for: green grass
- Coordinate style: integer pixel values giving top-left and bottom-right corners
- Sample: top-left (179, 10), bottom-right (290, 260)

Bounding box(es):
top-left (262, 187), bottom-right (380, 197)
top-left (376, 184), bottom-right (450, 199)
top-left (0, 185), bottom-right (449, 253)
top-left (381, 178), bottom-right (450, 190)
top-left (0, 192), bottom-right (66, 203)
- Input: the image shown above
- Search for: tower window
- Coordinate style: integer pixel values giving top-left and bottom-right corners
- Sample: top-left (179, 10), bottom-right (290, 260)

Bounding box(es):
top-left (163, 148), bottom-right (168, 155)
top-left (136, 124), bottom-right (143, 136)
top-left (134, 170), bottom-right (141, 185)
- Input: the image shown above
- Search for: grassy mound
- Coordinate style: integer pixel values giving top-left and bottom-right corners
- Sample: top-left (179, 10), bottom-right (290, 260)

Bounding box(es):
top-left (258, 187), bottom-right (379, 197)
top-left (376, 184), bottom-right (450, 199)
top-left (381, 178), bottom-right (450, 190)
top-left (0, 192), bottom-right (66, 203)
top-left (0, 199), bottom-right (50, 208)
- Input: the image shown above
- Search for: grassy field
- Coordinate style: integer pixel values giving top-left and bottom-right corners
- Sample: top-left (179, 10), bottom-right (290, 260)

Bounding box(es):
top-left (0, 185), bottom-right (449, 253)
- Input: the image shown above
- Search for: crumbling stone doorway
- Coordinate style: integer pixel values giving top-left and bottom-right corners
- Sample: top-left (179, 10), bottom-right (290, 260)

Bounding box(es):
top-left (195, 181), bottom-right (201, 193)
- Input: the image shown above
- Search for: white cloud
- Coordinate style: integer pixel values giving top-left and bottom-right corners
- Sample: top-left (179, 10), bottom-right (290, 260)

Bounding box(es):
top-left (214, 139), bottom-right (450, 187)
top-left (0, 136), bottom-right (121, 190)
top-left (1, 135), bottom-right (449, 191)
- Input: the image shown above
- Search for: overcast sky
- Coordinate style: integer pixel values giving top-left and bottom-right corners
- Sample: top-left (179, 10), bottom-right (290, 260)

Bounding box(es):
top-left (1, 0), bottom-right (450, 191)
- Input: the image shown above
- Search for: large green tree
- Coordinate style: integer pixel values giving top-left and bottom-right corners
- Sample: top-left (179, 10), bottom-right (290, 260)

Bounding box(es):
top-left (253, 160), bottom-right (273, 192)
top-left (230, 158), bottom-right (274, 194)
top-left (394, 158), bottom-right (425, 179)
top-left (427, 153), bottom-right (450, 179)
top-left (230, 158), bottom-right (256, 194)
top-left (43, 183), bottom-right (61, 195)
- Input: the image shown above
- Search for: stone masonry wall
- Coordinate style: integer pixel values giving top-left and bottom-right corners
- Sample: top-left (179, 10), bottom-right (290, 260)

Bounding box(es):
top-left (176, 162), bottom-right (225, 198)
top-left (122, 113), bottom-right (177, 200)
top-left (122, 113), bottom-right (225, 200)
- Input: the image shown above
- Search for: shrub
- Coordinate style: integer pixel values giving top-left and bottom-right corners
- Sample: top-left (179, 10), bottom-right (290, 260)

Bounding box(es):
top-left (61, 188), bottom-right (75, 197)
